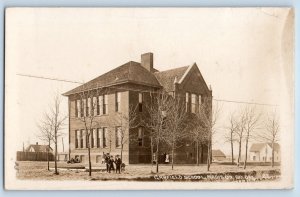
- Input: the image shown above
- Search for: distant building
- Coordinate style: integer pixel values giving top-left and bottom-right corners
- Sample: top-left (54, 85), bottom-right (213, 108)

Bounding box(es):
top-left (63, 52), bottom-right (212, 164)
top-left (16, 142), bottom-right (54, 161)
top-left (249, 143), bottom-right (280, 162)
top-left (212, 149), bottom-right (226, 161)
top-left (57, 152), bottom-right (69, 161)
top-left (26, 142), bottom-right (53, 153)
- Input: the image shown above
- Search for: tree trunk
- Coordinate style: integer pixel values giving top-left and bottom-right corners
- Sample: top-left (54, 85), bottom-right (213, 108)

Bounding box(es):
top-left (171, 143), bottom-right (174, 170)
top-left (196, 141), bottom-right (199, 166)
top-left (150, 137), bottom-right (154, 168)
top-left (54, 131), bottom-right (58, 175)
top-left (207, 143), bottom-right (211, 171)
top-left (237, 139), bottom-right (242, 167)
top-left (271, 142), bottom-right (274, 168)
top-left (156, 139), bottom-right (159, 173)
top-left (47, 141), bottom-right (50, 171)
top-left (120, 144), bottom-right (123, 162)
top-left (88, 146), bottom-right (92, 176)
top-left (243, 137), bottom-right (249, 169)
top-left (231, 132), bottom-right (234, 165)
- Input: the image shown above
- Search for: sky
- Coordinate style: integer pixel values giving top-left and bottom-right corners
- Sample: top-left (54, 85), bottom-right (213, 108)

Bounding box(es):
top-left (5, 8), bottom-right (293, 157)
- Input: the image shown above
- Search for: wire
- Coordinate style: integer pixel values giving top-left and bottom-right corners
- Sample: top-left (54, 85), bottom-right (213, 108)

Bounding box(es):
top-left (16, 73), bottom-right (82, 84)
top-left (16, 73), bottom-right (278, 107)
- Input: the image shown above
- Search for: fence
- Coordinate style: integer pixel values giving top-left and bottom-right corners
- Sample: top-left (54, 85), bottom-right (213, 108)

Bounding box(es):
top-left (16, 151), bottom-right (55, 161)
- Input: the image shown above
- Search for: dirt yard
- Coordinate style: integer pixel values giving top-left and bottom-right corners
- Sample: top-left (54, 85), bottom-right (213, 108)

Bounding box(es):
top-left (15, 161), bottom-right (281, 182)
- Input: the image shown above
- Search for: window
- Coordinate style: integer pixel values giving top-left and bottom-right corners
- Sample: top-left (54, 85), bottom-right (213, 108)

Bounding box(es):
top-left (87, 97), bottom-right (91, 117)
top-left (75, 130), bottom-right (79, 148)
top-left (80, 130), bottom-right (84, 148)
top-left (116, 127), bottom-right (122, 148)
top-left (92, 97), bottom-right (97, 116)
top-left (185, 92), bottom-right (189, 112)
top-left (191, 94), bottom-right (196, 113)
top-left (97, 128), bottom-right (101, 148)
top-left (98, 96), bottom-right (103, 115)
top-left (103, 95), bottom-right (108, 114)
top-left (90, 129), bottom-right (94, 148)
top-left (80, 100), bottom-right (84, 117)
top-left (85, 130), bottom-right (88, 148)
top-left (138, 127), bottom-right (144, 147)
top-left (115, 92), bottom-right (121, 112)
top-left (198, 95), bottom-right (202, 111)
top-left (103, 127), bottom-right (108, 148)
top-left (83, 99), bottom-right (87, 117)
top-left (75, 100), bottom-right (80, 117)
top-left (139, 93), bottom-right (143, 112)
top-left (93, 129), bottom-right (97, 148)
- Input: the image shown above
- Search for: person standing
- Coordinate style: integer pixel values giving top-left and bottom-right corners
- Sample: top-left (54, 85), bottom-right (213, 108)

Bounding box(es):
top-left (115, 155), bottom-right (122, 174)
top-left (105, 153), bottom-right (110, 172)
top-left (108, 155), bottom-right (115, 173)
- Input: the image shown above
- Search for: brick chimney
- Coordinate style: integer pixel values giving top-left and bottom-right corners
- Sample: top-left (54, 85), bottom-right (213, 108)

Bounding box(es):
top-left (141, 52), bottom-right (153, 72)
top-left (36, 142), bottom-right (38, 145)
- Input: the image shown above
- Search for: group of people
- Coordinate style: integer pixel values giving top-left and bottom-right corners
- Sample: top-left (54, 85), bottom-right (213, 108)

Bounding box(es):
top-left (102, 152), bottom-right (123, 173)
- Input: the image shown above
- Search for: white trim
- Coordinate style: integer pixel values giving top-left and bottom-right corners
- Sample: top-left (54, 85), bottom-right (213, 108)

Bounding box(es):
top-left (178, 63), bottom-right (194, 84)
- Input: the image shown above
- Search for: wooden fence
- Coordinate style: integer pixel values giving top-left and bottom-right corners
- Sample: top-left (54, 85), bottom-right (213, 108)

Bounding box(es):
top-left (16, 151), bottom-right (55, 161)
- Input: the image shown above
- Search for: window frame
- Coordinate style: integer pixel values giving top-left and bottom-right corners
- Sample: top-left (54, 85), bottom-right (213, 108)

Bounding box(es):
top-left (115, 126), bottom-right (122, 148)
top-left (138, 127), bottom-right (144, 147)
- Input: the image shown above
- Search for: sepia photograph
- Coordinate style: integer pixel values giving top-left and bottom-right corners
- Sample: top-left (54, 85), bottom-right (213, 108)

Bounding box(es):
top-left (4, 7), bottom-right (294, 190)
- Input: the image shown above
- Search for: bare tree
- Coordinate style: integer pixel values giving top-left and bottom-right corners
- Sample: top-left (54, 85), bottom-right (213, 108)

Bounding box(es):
top-left (44, 94), bottom-right (66, 174)
top-left (164, 97), bottom-right (187, 170)
top-left (114, 104), bottom-right (139, 162)
top-left (257, 111), bottom-right (279, 167)
top-left (36, 115), bottom-right (54, 171)
top-left (194, 100), bottom-right (220, 171)
top-left (234, 109), bottom-right (247, 167)
top-left (224, 112), bottom-right (238, 165)
top-left (75, 85), bottom-right (101, 176)
top-left (242, 106), bottom-right (261, 169)
top-left (144, 91), bottom-right (171, 173)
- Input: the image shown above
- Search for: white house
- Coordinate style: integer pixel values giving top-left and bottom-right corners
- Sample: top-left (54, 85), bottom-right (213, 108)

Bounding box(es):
top-left (249, 143), bottom-right (280, 162)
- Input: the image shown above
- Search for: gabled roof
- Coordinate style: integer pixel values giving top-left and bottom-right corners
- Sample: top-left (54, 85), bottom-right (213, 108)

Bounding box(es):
top-left (153, 66), bottom-right (189, 92)
top-left (26, 144), bottom-right (53, 152)
top-left (249, 143), bottom-right (280, 152)
top-left (212, 149), bottom-right (226, 157)
top-left (63, 61), bottom-right (162, 96)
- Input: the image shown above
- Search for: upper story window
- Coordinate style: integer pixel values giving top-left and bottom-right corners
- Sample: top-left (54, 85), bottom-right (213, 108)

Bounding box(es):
top-left (198, 94), bottom-right (202, 111)
top-left (185, 92), bottom-right (189, 112)
top-left (83, 99), bottom-right (87, 117)
top-left (115, 127), bottom-right (122, 148)
top-left (115, 92), bottom-right (121, 112)
top-left (75, 100), bottom-right (81, 118)
top-left (191, 94), bottom-right (196, 113)
top-left (139, 93), bottom-right (143, 112)
top-left (92, 97), bottom-right (97, 116)
top-left (103, 94), bottom-right (108, 114)
top-left (138, 127), bottom-right (144, 147)
top-left (98, 96), bottom-right (103, 115)
top-left (87, 97), bottom-right (91, 117)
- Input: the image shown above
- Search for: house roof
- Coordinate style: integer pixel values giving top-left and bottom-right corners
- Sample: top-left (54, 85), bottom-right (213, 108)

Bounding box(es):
top-left (26, 144), bottom-right (53, 152)
top-left (154, 66), bottom-right (189, 92)
top-left (63, 61), bottom-right (162, 96)
top-left (249, 143), bottom-right (280, 152)
top-left (63, 57), bottom-right (205, 96)
top-left (212, 149), bottom-right (226, 157)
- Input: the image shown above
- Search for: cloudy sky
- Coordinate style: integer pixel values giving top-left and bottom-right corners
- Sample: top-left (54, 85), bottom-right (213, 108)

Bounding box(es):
top-left (5, 8), bottom-right (293, 158)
